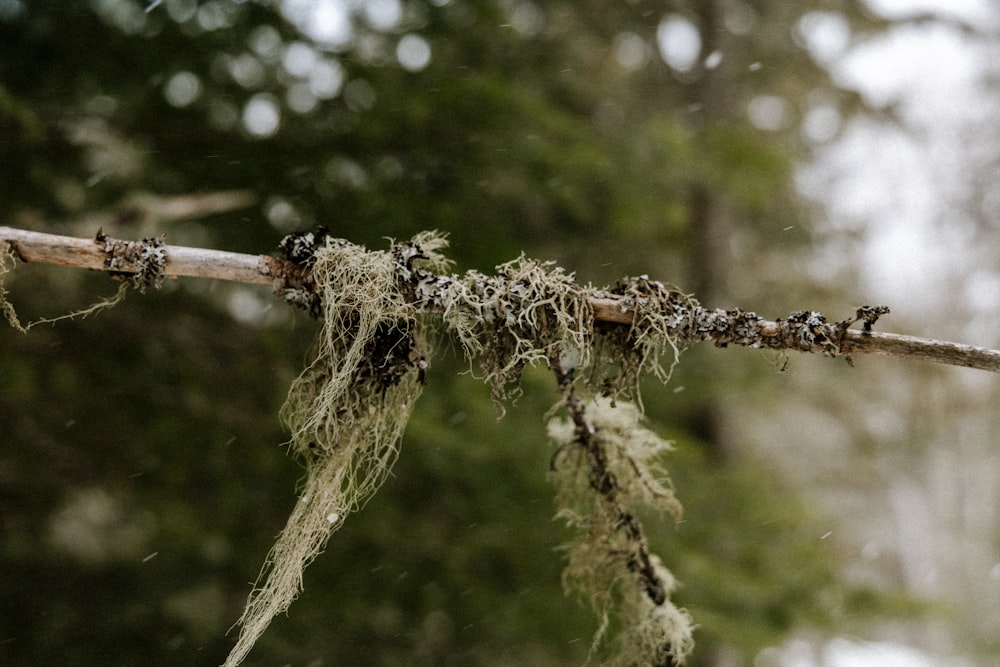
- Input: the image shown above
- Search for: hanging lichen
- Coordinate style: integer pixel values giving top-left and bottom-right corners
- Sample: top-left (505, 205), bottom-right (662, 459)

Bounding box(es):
top-left (384, 250), bottom-right (696, 664)
top-left (548, 373), bottom-right (693, 666)
top-left (1, 244), bottom-right (24, 332)
top-left (223, 231), bottom-right (451, 667)
top-left (6, 226), bottom-right (704, 665)
top-left (544, 276), bottom-right (697, 665)
top-left (411, 254), bottom-right (696, 664)
top-left (588, 275), bottom-right (697, 406)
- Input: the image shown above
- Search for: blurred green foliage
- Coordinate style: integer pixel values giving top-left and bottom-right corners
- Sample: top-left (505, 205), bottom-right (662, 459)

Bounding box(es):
top-left (0, 1), bottom-right (903, 665)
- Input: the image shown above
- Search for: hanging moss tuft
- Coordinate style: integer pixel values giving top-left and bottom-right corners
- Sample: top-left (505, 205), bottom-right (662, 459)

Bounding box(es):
top-left (224, 232), bottom-right (451, 667)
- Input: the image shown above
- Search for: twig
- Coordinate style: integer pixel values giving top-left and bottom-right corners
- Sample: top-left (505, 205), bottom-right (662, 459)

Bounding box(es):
top-left (838, 331), bottom-right (1000, 373)
top-left (1, 225), bottom-right (292, 286)
top-left (3, 226), bottom-right (999, 374)
top-left (57, 190), bottom-right (258, 233)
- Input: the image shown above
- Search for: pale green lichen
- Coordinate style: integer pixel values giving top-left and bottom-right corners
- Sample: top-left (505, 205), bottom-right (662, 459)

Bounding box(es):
top-left (224, 232), bottom-right (450, 667)
top-left (548, 398), bottom-right (682, 514)
top-left (589, 276), bottom-right (697, 406)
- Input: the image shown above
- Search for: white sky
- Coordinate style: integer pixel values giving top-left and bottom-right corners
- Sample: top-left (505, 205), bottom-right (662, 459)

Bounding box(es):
top-left (801, 0), bottom-right (997, 338)
top-left (864, 0), bottom-right (996, 24)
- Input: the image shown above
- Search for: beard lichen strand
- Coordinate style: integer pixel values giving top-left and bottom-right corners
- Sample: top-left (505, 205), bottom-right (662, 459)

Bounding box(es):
top-left (1, 244), bottom-right (25, 332)
top-left (224, 233), bottom-right (450, 667)
top-left (548, 367), bottom-right (693, 666)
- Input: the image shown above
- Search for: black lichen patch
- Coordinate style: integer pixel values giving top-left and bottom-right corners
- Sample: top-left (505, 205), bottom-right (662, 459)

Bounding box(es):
top-left (355, 319), bottom-right (426, 397)
top-left (853, 305), bottom-right (891, 333)
top-left (278, 225), bottom-right (329, 266)
top-left (273, 227), bottom-right (334, 318)
top-left (95, 228), bottom-right (167, 292)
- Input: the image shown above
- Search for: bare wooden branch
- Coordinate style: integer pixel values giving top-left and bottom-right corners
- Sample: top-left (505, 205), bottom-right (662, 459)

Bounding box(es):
top-left (839, 330), bottom-right (1000, 373)
top-left (3, 225), bottom-right (999, 374)
top-left (1, 226), bottom-right (289, 286)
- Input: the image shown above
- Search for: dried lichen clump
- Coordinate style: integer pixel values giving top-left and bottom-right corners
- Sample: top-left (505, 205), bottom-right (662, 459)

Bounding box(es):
top-left (548, 395), bottom-right (693, 666)
top-left (591, 275), bottom-right (697, 402)
top-left (224, 232), bottom-right (451, 667)
top-left (95, 228), bottom-right (168, 292)
top-left (436, 256), bottom-right (593, 406)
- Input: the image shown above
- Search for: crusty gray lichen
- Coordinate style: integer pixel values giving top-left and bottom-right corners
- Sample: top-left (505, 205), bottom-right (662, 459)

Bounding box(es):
top-left (95, 228), bottom-right (167, 293)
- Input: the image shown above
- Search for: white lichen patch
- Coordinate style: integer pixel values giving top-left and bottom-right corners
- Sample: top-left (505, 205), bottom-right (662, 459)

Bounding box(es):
top-left (549, 399), bottom-right (682, 514)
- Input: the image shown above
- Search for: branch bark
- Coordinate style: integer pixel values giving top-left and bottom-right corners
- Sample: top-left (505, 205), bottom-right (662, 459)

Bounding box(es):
top-left (3, 225), bottom-right (999, 374)
top-left (1, 225), bottom-right (290, 286)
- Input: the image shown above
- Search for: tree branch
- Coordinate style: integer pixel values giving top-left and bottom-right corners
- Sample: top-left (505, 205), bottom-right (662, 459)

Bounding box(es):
top-left (838, 331), bottom-right (1000, 373)
top-left (3, 225), bottom-right (999, 374)
top-left (1, 225), bottom-right (291, 286)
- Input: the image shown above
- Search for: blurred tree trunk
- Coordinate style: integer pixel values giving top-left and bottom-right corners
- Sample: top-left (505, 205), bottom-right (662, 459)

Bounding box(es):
top-left (689, 5), bottom-right (745, 666)
top-left (688, 0), bottom-right (738, 466)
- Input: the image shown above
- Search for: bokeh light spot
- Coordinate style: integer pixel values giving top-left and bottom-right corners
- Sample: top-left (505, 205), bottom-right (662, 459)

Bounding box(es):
top-left (396, 34), bottom-right (431, 72)
top-left (242, 93), bottom-right (281, 138)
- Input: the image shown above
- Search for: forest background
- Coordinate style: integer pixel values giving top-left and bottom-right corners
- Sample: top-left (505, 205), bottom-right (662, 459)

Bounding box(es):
top-left (2, 1), bottom-right (999, 666)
